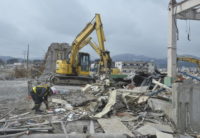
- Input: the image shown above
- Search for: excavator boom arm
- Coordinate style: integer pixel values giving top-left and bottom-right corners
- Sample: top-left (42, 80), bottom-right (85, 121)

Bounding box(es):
top-left (69, 14), bottom-right (105, 66)
top-left (70, 23), bottom-right (95, 65)
top-left (177, 57), bottom-right (200, 68)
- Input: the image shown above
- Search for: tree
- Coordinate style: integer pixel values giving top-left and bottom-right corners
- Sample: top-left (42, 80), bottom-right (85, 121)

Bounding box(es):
top-left (0, 59), bottom-right (5, 65)
top-left (7, 58), bottom-right (19, 64)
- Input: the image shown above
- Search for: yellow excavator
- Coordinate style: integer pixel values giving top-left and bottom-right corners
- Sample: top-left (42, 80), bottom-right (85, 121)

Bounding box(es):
top-left (51, 14), bottom-right (112, 85)
top-left (177, 57), bottom-right (200, 69)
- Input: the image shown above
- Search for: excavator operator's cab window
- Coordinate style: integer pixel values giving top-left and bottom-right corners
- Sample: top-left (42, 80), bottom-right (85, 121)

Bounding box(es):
top-left (78, 53), bottom-right (90, 72)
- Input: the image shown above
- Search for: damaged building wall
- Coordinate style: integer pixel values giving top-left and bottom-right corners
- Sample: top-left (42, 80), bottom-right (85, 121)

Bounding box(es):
top-left (172, 80), bottom-right (200, 133)
top-left (43, 43), bottom-right (71, 73)
top-left (115, 61), bottom-right (155, 74)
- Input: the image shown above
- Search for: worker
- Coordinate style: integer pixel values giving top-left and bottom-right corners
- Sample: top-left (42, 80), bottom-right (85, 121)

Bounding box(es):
top-left (30, 84), bottom-right (53, 113)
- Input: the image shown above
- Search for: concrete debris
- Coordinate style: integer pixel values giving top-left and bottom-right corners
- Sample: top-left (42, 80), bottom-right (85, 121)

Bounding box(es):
top-left (178, 134), bottom-right (194, 138)
top-left (94, 90), bottom-right (116, 118)
top-left (97, 117), bottom-right (134, 137)
top-left (54, 108), bottom-right (66, 113)
top-left (145, 122), bottom-right (174, 133)
top-left (1, 67), bottom-right (198, 138)
top-left (81, 84), bottom-right (92, 93)
top-left (118, 114), bottom-right (138, 122)
top-left (156, 130), bottom-right (173, 138)
top-left (62, 90), bottom-right (97, 107)
top-left (172, 80), bottom-right (200, 133)
top-left (137, 96), bottom-right (149, 104)
top-left (148, 98), bottom-right (172, 116)
top-left (51, 98), bottom-right (73, 110)
top-left (136, 124), bottom-right (159, 135)
top-left (43, 43), bottom-right (71, 74)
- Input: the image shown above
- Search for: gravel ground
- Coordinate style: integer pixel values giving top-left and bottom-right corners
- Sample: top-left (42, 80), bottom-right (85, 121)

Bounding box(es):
top-left (0, 80), bottom-right (28, 102)
top-left (0, 80), bottom-right (83, 115)
top-left (0, 80), bottom-right (30, 114)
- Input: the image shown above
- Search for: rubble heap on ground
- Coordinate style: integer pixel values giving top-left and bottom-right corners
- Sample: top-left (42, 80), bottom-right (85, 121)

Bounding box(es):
top-left (1, 70), bottom-right (198, 138)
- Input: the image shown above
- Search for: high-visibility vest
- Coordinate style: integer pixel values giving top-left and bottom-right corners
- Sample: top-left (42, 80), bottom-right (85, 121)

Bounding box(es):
top-left (32, 85), bottom-right (48, 93)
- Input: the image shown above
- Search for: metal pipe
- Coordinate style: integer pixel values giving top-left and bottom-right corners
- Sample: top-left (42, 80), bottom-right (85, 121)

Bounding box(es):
top-left (180, 71), bottom-right (200, 81)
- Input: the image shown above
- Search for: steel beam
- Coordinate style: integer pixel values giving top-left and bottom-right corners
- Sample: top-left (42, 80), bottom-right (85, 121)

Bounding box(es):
top-left (174, 0), bottom-right (200, 14)
top-left (176, 10), bottom-right (200, 20)
top-left (167, 0), bottom-right (200, 79)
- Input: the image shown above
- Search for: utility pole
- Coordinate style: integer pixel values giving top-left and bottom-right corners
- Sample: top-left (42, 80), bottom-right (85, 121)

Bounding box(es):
top-left (27, 44), bottom-right (29, 78)
top-left (167, 0), bottom-right (177, 79)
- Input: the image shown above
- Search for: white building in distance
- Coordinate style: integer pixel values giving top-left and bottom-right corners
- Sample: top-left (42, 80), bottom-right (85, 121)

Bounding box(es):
top-left (115, 61), bottom-right (156, 74)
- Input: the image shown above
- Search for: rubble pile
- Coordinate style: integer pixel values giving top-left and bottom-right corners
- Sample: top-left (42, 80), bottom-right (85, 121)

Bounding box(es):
top-left (43, 43), bottom-right (71, 74)
top-left (32, 43), bottom-right (71, 84)
top-left (0, 72), bottom-right (197, 138)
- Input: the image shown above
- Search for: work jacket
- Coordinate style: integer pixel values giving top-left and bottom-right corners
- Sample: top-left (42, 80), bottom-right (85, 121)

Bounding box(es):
top-left (32, 85), bottom-right (50, 98)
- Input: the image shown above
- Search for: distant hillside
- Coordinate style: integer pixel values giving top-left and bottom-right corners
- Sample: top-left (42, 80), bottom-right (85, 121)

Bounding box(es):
top-left (112, 53), bottom-right (166, 68)
top-left (0, 56), bottom-right (25, 63)
top-left (0, 56), bottom-right (13, 62)
top-left (112, 53), bottom-right (200, 68)
top-left (112, 53), bottom-right (154, 61)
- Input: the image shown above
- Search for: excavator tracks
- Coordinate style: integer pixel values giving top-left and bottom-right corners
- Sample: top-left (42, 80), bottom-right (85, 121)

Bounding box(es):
top-left (50, 74), bottom-right (95, 85)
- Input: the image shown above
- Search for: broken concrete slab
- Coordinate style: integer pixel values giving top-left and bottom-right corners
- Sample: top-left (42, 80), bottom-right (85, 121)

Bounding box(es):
top-left (172, 80), bottom-right (200, 133)
top-left (137, 96), bottom-right (149, 104)
top-left (94, 90), bottom-right (116, 118)
top-left (20, 134), bottom-right (128, 138)
top-left (97, 117), bottom-right (134, 137)
top-left (136, 124), bottom-right (159, 135)
top-left (148, 98), bottom-right (172, 117)
top-left (63, 90), bottom-right (97, 107)
top-left (156, 130), bottom-right (173, 138)
top-left (117, 86), bottom-right (149, 94)
top-left (117, 113), bottom-right (138, 122)
top-left (51, 98), bottom-right (73, 110)
top-left (145, 122), bottom-right (174, 133)
top-left (43, 43), bottom-right (70, 74)
top-left (81, 84), bottom-right (92, 93)
top-left (177, 134), bottom-right (194, 138)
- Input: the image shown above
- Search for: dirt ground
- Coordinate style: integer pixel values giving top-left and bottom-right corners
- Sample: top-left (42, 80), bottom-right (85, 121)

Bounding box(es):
top-left (0, 80), bottom-right (83, 115)
top-left (0, 80), bottom-right (28, 103)
top-left (0, 80), bottom-right (32, 115)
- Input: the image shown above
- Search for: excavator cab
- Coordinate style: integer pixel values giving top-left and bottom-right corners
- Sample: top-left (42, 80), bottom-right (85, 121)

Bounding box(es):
top-left (77, 52), bottom-right (90, 75)
top-left (53, 52), bottom-right (92, 85)
top-left (56, 52), bottom-right (90, 76)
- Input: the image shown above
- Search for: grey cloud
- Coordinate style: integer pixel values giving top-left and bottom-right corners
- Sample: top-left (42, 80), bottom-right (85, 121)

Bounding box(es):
top-left (32, 0), bottom-right (90, 36)
top-left (0, 0), bottom-right (199, 59)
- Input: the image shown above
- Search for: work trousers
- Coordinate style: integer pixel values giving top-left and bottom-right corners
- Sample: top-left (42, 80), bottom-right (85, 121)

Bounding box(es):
top-left (30, 90), bottom-right (43, 105)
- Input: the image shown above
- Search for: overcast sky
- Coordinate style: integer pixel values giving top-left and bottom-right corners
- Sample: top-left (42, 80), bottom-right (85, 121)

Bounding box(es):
top-left (0, 0), bottom-right (199, 59)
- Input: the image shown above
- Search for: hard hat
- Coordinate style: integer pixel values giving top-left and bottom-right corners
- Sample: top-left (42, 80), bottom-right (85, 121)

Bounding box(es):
top-left (50, 86), bottom-right (57, 94)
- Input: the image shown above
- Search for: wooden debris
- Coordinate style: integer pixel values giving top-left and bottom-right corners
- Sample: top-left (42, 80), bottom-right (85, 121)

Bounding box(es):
top-left (0, 131), bottom-right (27, 138)
top-left (152, 79), bottom-right (172, 91)
top-left (0, 114), bottom-right (53, 123)
top-left (0, 127), bottom-right (53, 132)
top-left (60, 121), bottom-right (68, 136)
top-left (137, 96), bottom-right (149, 104)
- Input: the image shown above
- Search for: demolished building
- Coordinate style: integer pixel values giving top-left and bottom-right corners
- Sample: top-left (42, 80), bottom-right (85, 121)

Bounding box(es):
top-left (43, 43), bottom-right (71, 74)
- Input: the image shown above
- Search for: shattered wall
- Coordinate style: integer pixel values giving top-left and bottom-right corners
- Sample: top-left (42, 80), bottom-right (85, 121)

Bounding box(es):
top-left (172, 80), bottom-right (200, 133)
top-left (43, 43), bottom-right (71, 73)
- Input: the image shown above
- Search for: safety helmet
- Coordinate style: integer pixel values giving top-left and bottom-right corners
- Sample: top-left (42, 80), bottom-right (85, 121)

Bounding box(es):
top-left (50, 86), bottom-right (57, 94)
